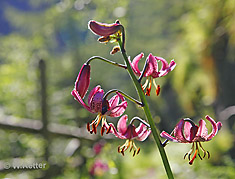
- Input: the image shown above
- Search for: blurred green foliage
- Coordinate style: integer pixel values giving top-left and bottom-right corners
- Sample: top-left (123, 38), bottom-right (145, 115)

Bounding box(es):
top-left (0, 0), bottom-right (234, 178)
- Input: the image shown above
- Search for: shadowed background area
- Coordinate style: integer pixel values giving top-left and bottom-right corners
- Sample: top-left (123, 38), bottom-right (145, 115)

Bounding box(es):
top-left (0, 0), bottom-right (234, 178)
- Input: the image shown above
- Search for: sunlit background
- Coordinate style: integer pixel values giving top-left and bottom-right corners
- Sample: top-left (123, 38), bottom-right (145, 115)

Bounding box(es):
top-left (0, 0), bottom-right (234, 178)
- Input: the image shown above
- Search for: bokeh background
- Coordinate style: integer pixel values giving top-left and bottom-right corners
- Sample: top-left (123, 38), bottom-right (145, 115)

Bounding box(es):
top-left (0, 0), bottom-right (234, 178)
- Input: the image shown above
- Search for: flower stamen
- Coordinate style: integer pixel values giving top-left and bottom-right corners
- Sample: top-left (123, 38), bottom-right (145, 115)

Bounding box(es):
top-left (145, 77), bottom-right (152, 96)
top-left (189, 148), bottom-right (198, 165)
top-left (153, 79), bottom-right (160, 96)
top-left (142, 78), bottom-right (149, 90)
top-left (101, 125), bottom-right (105, 136)
top-left (106, 125), bottom-right (112, 134)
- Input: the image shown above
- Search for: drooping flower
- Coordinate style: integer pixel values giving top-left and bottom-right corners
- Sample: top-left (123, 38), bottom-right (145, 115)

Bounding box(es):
top-left (129, 53), bottom-right (176, 96)
top-left (160, 115), bottom-right (222, 165)
top-left (105, 115), bottom-right (151, 156)
top-left (71, 85), bottom-right (127, 134)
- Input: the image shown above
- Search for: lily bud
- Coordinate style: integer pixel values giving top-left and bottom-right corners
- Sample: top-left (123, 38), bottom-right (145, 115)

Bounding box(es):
top-left (75, 63), bottom-right (90, 98)
top-left (88, 20), bottom-right (122, 36)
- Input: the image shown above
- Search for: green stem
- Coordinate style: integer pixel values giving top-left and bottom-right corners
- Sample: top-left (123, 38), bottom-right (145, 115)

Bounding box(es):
top-left (86, 56), bottom-right (127, 69)
top-left (118, 40), bottom-right (174, 179)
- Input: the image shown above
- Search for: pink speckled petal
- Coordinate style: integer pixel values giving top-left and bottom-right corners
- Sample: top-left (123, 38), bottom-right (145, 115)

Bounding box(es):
top-left (174, 119), bottom-right (189, 143)
top-left (89, 88), bottom-right (104, 113)
top-left (145, 53), bottom-right (158, 77)
top-left (108, 94), bottom-right (119, 109)
top-left (108, 101), bottom-right (127, 117)
top-left (206, 115), bottom-right (221, 141)
top-left (130, 53), bottom-right (144, 76)
top-left (197, 119), bottom-right (208, 139)
top-left (71, 90), bottom-right (93, 113)
top-left (117, 115), bottom-right (128, 135)
top-left (88, 85), bottom-right (102, 106)
top-left (137, 125), bottom-right (151, 141)
top-left (157, 59), bottom-right (176, 77)
top-left (160, 131), bottom-right (178, 142)
top-left (107, 123), bottom-right (126, 139)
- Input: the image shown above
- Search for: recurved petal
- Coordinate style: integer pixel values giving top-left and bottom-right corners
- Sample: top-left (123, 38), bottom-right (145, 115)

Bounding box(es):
top-left (88, 85), bottom-right (102, 106)
top-left (217, 122), bottom-right (222, 130)
top-left (158, 59), bottom-right (176, 77)
top-left (145, 53), bottom-right (158, 77)
top-left (108, 94), bottom-right (119, 109)
top-left (160, 131), bottom-right (178, 142)
top-left (117, 115), bottom-right (128, 135)
top-left (197, 119), bottom-right (208, 139)
top-left (71, 90), bottom-right (93, 113)
top-left (174, 119), bottom-right (189, 143)
top-left (205, 115), bottom-right (221, 141)
top-left (90, 89), bottom-right (104, 113)
top-left (184, 121), bottom-right (198, 142)
top-left (108, 101), bottom-right (127, 117)
top-left (131, 53), bottom-right (144, 76)
top-left (136, 126), bottom-right (151, 141)
top-left (135, 122), bottom-right (146, 135)
top-left (116, 92), bottom-right (125, 101)
top-left (183, 121), bottom-right (192, 141)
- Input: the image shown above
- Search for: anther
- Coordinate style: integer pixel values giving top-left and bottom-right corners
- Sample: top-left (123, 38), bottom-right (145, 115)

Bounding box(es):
top-left (207, 151), bottom-right (210, 159)
top-left (189, 150), bottom-right (198, 165)
top-left (110, 46), bottom-right (120, 55)
top-left (198, 153), bottom-right (203, 160)
top-left (106, 125), bottom-right (111, 134)
top-left (92, 123), bottom-right (97, 134)
top-left (136, 148), bottom-right (140, 155)
top-left (118, 146), bottom-right (121, 153)
top-left (132, 150), bottom-right (136, 157)
top-left (121, 148), bottom-right (125, 156)
top-left (98, 36), bottom-right (111, 43)
top-left (203, 151), bottom-right (206, 158)
top-left (87, 122), bottom-right (90, 132)
top-left (188, 153), bottom-right (192, 161)
top-left (184, 153), bottom-right (188, 159)
top-left (156, 85), bottom-right (160, 96)
top-left (101, 125), bottom-right (105, 136)
top-left (145, 87), bottom-right (151, 96)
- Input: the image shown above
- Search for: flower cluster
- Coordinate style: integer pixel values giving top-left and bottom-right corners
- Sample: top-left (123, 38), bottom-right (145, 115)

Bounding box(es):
top-left (71, 20), bottom-right (222, 165)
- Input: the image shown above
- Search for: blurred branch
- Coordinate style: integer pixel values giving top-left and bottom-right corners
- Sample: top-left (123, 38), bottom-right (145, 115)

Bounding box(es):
top-left (218, 106), bottom-right (235, 121)
top-left (0, 112), bottom-right (96, 141)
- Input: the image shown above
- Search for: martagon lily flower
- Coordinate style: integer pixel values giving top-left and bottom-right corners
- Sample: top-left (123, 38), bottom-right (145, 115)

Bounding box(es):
top-left (129, 53), bottom-right (176, 96)
top-left (72, 85), bottom-right (127, 135)
top-left (105, 115), bottom-right (151, 156)
top-left (160, 115), bottom-right (222, 165)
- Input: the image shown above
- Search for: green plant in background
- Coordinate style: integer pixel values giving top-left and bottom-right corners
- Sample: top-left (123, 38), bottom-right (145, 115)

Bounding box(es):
top-left (71, 20), bottom-right (223, 178)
